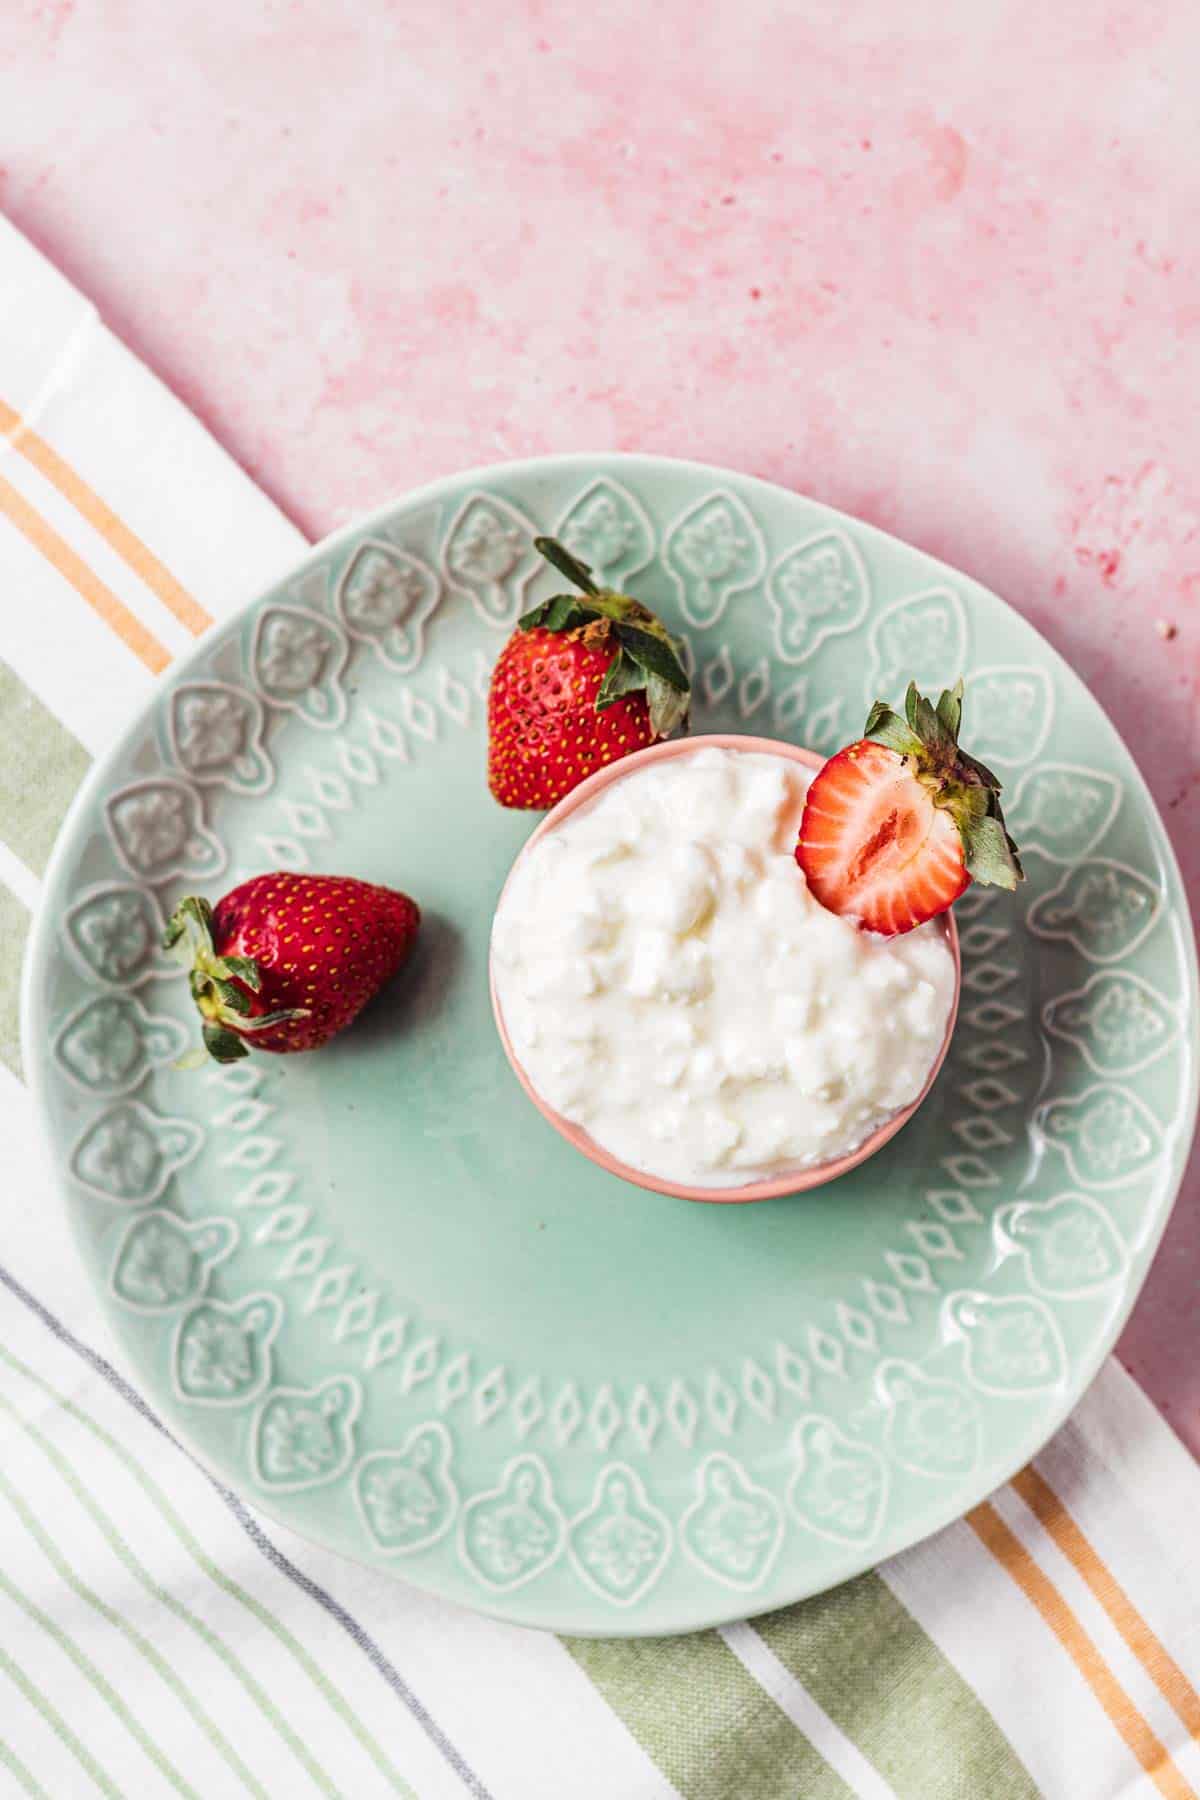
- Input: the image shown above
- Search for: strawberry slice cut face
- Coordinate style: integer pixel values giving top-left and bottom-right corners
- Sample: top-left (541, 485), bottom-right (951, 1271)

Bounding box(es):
top-left (799, 742), bottom-right (969, 934)
top-left (795, 679), bottom-right (1023, 937)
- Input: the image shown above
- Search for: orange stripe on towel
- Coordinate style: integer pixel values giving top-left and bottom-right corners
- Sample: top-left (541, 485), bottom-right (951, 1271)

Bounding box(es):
top-left (0, 398), bottom-right (212, 636)
top-left (0, 471), bottom-right (170, 673)
top-left (968, 1501), bottom-right (1197, 1800)
top-left (1013, 1464), bottom-right (1200, 1742)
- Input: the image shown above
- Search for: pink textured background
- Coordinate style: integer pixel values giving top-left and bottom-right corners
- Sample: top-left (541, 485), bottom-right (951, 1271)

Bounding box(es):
top-left (4, 3), bottom-right (1197, 1443)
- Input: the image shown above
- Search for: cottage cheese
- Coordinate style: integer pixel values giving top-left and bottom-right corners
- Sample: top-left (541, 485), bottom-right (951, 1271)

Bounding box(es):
top-left (491, 746), bottom-right (956, 1188)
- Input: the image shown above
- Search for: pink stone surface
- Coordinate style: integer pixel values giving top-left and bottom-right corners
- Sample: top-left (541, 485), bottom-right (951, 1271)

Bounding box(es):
top-left (3, 4), bottom-right (1197, 1441)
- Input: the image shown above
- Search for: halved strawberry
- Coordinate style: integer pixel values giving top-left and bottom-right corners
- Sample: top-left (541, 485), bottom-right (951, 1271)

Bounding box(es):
top-left (796, 679), bottom-right (1022, 935)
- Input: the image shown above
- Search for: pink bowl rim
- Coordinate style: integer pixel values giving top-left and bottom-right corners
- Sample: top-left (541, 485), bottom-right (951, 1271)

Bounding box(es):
top-left (489, 733), bottom-right (962, 1203)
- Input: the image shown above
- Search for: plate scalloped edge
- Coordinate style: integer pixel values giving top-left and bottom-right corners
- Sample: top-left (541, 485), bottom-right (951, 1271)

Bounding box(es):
top-left (21, 453), bottom-right (1199, 1635)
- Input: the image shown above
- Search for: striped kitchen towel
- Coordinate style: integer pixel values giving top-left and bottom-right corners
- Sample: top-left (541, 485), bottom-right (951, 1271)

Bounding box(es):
top-left (1, 215), bottom-right (1199, 1800)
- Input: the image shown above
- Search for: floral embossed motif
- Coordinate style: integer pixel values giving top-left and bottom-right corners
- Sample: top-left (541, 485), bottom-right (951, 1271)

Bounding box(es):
top-left (458, 1456), bottom-right (565, 1592)
top-left (111, 1212), bottom-right (236, 1311)
top-left (450, 507), bottom-right (522, 582)
top-left (443, 495), bottom-right (539, 627)
top-left (1028, 862), bottom-right (1159, 964)
top-left (675, 505), bottom-right (744, 580)
top-left (177, 691), bottom-right (246, 768)
top-left (787, 1418), bottom-right (887, 1546)
top-left (768, 533), bottom-right (868, 664)
top-left (117, 1213), bottom-right (195, 1305)
top-left (680, 1454), bottom-right (783, 1590)
top-left (665, 492), bottom-right (765, 629)
top-left (112, 787), bottom-right (187, 868)
top-left (336, 543), bottom-right (440, 672)
top-left (65, 886), bottom-right (166, 987)
top-left (965, 669), bottom-right (1053, 767)
top-left (106, 781), bottom-right (223, 882)
top-left (56, 999), bottom-right (143, 1090)
top-left (1039, 1085), bottom-right (1163, 1186)
top-left (258, 616), bottom-right (330, 690)
top-left (568, 1466), bottom-right (671, 1606)
top-left (170, 684), bottom-right (270, 793)
top-left (250, 606), bottom-right (347, 727)
top-left (74, 1108), bottom-right (158, 1198)
top-left (1012, 765), bottom-right (1120, 862)
top-left (876, 1363), bottom-right (981, 1478)
top-left (356, 1424), bottom-right (458, 1554)
top-left (867, 589), bottom-right (967, 701)
top-left (173, 1297), bottom-right (281, 1405)
top-left (998, 1195), bottom-right (1127, 1298)
top-left (188, 1315), bottom-right (251, 1390)
top-left (54, 995), bottom-right (187, 1096)
top-left (253, 1378), bottom-right (361, 1491)
top-left (946, 1293), bottom-right (1066, 1395)
top-left (1044, 974), bottom-right (1176, 1077)
top-left (70, 1102), bottom-right (202, 1205)
top-left (556, 480), bottom-right (654, 587)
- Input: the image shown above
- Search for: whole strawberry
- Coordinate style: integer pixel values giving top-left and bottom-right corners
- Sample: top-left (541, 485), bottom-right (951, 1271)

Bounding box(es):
top-left (488, 537), bottom-right (691, 809)
top-left (164, 872), bottom-right (420, 1064)
top-left (796, 678), bottom-right (1023, 935)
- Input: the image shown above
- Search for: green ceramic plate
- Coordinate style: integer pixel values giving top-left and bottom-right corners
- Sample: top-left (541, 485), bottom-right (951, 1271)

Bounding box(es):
top-left (22, 455), bottom-right (1197, 1635)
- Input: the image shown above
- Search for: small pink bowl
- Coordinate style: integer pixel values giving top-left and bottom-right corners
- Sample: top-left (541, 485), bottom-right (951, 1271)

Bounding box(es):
top-left (489, 734), bottom-right (961, 1204)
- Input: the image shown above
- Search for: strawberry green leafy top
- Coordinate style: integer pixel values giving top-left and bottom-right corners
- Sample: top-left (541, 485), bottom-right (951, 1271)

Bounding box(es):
top-left (863, 679), bottom-right (1023, 889)
top-left (520, 537), bottom-right (691, 740)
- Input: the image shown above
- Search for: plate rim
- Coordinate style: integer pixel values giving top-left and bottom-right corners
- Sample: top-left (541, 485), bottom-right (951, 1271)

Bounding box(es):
top-left (20, 449), bottom-right (1200, 1635)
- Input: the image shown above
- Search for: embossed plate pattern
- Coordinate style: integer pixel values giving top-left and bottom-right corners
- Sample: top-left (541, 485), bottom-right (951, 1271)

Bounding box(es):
top-left (23, 455), bottom-right (1198, 1634)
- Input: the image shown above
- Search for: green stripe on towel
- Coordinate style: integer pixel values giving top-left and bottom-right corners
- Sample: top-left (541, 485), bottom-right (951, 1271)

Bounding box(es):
top-left (0, 1640), bottom-right (122, 1800)
top-left (0, 1736), bottom-right (52, 1800)
top-left (0, 881), bottom-right (30, 1078)
top-left (0, 1384), bottom-right (274, 1799)
top-left (0, 661), bottom-right (89, 876)
top-left (0, 1345), bottom-right (415, 1799)
top-left (756, 1572), bottom-right (1041, 1800)
top-left (0, 1555), bottom-right (199, 1799)
top-left (565, 1630), bottom-right (855, 1800)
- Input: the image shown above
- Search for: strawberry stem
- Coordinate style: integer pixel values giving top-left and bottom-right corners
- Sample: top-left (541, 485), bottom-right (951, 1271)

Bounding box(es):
top-left (533, 535), bottom-right (599, 596)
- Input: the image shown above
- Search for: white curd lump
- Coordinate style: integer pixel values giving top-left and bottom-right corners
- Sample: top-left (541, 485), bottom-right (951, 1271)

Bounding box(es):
top-left (491, 746), bottom-right (957, 1188)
